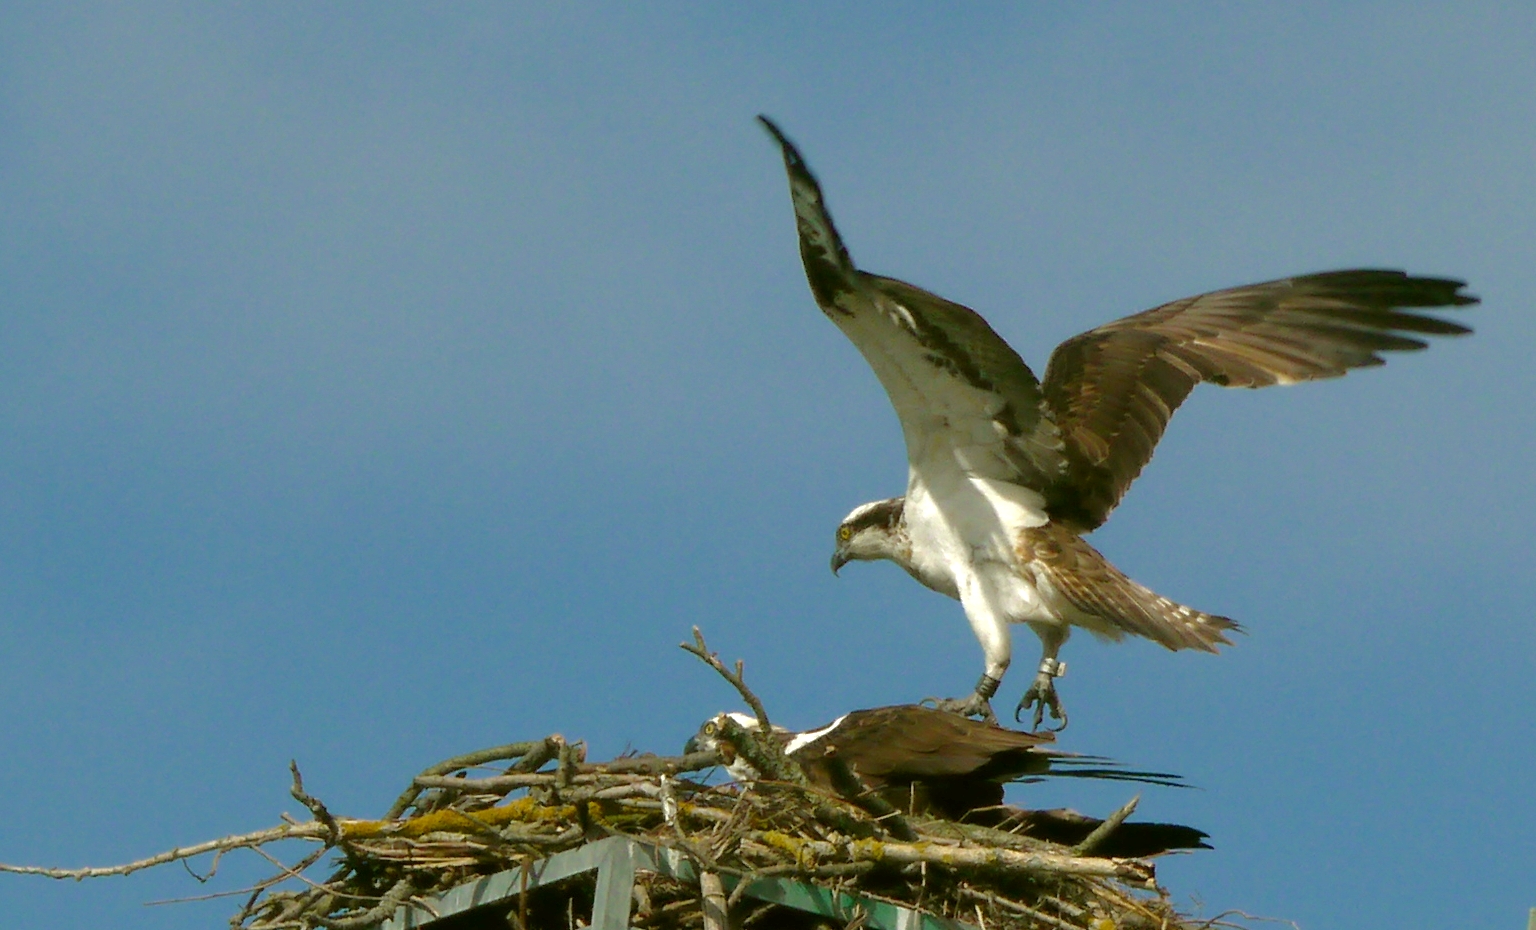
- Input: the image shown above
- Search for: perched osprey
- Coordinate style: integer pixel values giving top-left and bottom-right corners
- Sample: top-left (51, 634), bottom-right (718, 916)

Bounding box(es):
top-left (759, 116), bottom-right (1476, 727)
top-left (688, 705), bottom-right (1208, 856)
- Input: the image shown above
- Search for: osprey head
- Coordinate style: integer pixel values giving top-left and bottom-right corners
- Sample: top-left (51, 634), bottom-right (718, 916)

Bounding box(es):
top-left (685, 712), bottom-right (783, 782)
top-left (830, 497), bottom-right (906, 574)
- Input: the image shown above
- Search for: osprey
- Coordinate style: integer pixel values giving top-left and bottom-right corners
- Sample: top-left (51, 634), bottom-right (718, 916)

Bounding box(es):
top-left (759, 116), bottom-right (1476, 727)
top-left (688, 705), bottom-right (1209, 857)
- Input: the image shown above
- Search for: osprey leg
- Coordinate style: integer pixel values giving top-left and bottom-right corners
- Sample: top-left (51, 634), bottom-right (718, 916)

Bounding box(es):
top-left (1016, 625), bottom-right (1069, 731)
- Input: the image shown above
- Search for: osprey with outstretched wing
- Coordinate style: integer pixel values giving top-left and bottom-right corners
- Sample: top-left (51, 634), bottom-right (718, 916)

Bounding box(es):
top-left (759, 116), bottom-right (1476, 728)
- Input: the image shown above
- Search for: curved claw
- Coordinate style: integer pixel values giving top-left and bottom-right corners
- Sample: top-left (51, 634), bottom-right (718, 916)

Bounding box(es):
top-left (922, 693), bottom-right (998, 725)
top-left (1014, 679), bottom-right (1068, 732)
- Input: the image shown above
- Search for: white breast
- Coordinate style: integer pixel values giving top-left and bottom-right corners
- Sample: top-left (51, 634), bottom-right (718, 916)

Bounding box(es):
top-left (902, 466), bottom-right (1051, 607)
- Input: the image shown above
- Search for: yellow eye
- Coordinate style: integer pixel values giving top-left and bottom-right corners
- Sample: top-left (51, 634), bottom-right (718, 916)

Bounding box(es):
top-left (838, 526), bottom-right (852, 541)
top-left (703, 721), bottom-right (717, 736)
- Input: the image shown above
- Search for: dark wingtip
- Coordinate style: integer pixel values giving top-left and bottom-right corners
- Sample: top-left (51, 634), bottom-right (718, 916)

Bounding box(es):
top-left (1440, 277), bottom-right (1480, 308)
top-left (756, 114), bottom-right (802, 168)
top-left (757, 115), bottom-right (790, 152)
top-left (1405, 275), bottom-right (1478, 336)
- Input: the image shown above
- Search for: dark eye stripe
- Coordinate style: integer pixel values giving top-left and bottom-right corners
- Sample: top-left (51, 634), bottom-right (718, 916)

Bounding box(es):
top-left (843, 499), bottom-right (904, 535)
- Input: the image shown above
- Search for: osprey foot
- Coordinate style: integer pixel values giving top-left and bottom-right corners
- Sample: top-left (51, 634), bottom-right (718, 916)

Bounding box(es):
top-left (1015, 659), bottom-right (1068, 732)
top-left (923, 674), bottom-right (1001, 724)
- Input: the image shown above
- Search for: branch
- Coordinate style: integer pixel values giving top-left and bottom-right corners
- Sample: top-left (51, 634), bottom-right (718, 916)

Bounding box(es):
top-left (385, 741), bottom-right (549, 819)
top-left (312, 877), bottom-right (416, 930)
top-left (698, 871), bottom-right (729, 930)
top-left (711, 716), bottom-right (803, 787)
top-left (680, 627), bottom-right (771, 729)
top-left (1070, 794), bottom-right (1140, 857)
top-left (958, 888), bottom-right (1082, 930)
top-left (289, 762), bottom-right (340, 845)
top-left (750, 833), bottom-right (1153, 882)
top-left (0, 823), bottom-right (330, 880)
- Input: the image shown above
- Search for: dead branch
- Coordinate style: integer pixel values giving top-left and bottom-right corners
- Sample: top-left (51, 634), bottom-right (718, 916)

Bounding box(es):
top-left (751, 833), bottom-right (1153, 882)
top-left (0, 823), bottom-right (329, 880)
top-left (289, 761), bottom-right (340, 845)
top-left (386, 741), bottom-right (549, 819)
top-left (681, 627), bottom-right (771, 729)
top-left (1070, 793), bottom-right (1140, 857)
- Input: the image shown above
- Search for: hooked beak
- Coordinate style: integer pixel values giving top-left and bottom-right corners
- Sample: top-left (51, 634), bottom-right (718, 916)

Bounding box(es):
top-left (830, 550), bottom-right (849, 576)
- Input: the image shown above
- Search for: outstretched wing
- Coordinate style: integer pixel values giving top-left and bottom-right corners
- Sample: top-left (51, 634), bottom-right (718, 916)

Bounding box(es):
top-left (1042, 271), bottom-right (1476, 530)
top-left (760, 116), bottom-right (1068, 502)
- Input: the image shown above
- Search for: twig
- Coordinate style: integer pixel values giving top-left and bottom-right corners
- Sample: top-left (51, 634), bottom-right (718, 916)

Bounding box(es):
top-left (959, 888), bottom-right (1082, 930)
top-left (1070, 794), bottom-right (1140, 857)
top-left (289, 762), bottom-right (340, 845)
top-left (386, 741), bottom-right (548, 819)
top-left (411, 751), bottom-right (719, 792)
top-left (1195, 910), bottom-right (1303, 930)
top-left (312, 877), bottom-right (416, 930)
top-left (581, 751), bottom-right (722, 776)
top-left (248, 846), bottom-right (341, 897)
top-left (414, 772), bottom-right (639, 791)
top-left (556, 740), bottom-right (580, 789)
top-left (681, 627), bottom-right (771, 729)
top-left (0, 823), bottom-right (330, 880)
top-left (915, 817), bottom-right (1059, 854)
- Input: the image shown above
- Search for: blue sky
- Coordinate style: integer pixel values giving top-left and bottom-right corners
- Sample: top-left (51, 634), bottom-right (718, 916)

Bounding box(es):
top-left (1, 5), bottom-right (1531, 928)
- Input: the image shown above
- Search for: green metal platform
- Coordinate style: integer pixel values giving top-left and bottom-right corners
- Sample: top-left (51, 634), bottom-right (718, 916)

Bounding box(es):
top-left (381, 835), bottom-right (978, 930)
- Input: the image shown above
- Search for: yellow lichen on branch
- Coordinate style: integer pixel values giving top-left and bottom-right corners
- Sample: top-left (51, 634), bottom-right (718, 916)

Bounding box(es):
top-left (337, 796), bottom-right (590, 840)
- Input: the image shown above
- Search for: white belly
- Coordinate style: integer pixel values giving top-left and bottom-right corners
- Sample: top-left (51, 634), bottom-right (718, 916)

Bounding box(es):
top-left (901, 476), bottom-right (1059, 626)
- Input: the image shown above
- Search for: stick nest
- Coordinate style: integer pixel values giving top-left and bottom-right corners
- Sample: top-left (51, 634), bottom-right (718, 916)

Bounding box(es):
top-left (3, 631), bottom-right (1222, 930)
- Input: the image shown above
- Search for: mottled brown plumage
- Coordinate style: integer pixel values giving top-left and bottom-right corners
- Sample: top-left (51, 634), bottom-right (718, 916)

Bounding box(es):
top-left (1041, 271), bottom-right (1475, 531)
top-left (1017, 523), bottom-right (1236, 652)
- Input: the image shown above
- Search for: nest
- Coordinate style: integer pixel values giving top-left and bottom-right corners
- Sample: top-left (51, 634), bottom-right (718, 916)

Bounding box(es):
top-left (2, 632), bottom-right (1228, 930)
top-left (227, 729), bottom-right (1206, 930)
top-left (220, 633), bottom-right (1214, 930)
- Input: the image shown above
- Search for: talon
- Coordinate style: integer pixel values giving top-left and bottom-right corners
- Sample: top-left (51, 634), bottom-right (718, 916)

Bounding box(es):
top-left (923, 683), bottom-right (999, 724)
top-left (1014, 660), bottom-right (1068, 732)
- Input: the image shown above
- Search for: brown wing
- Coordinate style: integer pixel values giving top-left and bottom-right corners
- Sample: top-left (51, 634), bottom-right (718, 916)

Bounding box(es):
top-left (1040, 270), bottom-right (1475, 530)
top-left (798, 705), bottom-right (1053, 785)
top-left (760, 116), bottom-right (1069, 493)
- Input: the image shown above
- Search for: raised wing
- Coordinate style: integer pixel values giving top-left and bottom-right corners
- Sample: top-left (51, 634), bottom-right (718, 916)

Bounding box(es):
top-left (1042, 270), bottom-right (1476, 530)
top-left (760, 116), bottom-right (1067, 496)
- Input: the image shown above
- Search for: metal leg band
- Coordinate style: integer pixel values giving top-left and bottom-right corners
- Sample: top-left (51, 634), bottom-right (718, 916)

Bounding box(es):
top-left (974, 674), bottom-right (1001, 700)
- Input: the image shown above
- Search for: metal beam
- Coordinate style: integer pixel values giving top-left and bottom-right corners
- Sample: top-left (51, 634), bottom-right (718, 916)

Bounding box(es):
top-left (380, 836), bottom-right (977, 930)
